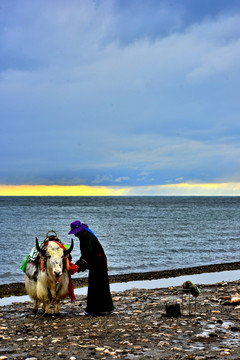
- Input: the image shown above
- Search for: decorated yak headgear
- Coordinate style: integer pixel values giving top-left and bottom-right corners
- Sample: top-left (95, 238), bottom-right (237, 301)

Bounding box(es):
top-left (68, 220), bottom-right (88, 235)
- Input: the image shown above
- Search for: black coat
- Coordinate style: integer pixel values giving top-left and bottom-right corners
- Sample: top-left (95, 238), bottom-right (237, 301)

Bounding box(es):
top-left (76, 229), bottom-right (114, 314)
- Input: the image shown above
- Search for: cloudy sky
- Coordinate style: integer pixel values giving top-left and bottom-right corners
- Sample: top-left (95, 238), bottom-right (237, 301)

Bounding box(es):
top-left (1, 0), bottom-right (240, 195)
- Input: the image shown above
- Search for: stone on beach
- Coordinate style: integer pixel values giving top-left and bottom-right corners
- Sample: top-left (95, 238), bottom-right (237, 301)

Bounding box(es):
top-left (0, 279), bottom-right (240, 359)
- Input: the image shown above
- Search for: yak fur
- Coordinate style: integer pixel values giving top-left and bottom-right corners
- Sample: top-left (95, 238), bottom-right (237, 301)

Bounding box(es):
top-left (25, 239), bottom-right (73, 314)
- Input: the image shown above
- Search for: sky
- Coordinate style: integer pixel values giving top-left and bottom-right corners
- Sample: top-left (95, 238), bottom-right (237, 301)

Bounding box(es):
top-left (1, 0), bottom-right (240, 196)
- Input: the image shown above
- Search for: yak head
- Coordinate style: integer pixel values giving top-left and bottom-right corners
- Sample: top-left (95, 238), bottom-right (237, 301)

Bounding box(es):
top-left (36, 238), bottom-right (73, 283)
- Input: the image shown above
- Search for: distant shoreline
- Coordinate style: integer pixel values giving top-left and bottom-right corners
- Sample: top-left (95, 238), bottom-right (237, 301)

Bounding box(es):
top-left (0, 261), bottom-right (239, 298)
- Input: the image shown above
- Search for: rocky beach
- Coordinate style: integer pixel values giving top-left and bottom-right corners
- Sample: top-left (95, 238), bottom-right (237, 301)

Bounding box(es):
top-left (0, 263), bottom-right (240, 360)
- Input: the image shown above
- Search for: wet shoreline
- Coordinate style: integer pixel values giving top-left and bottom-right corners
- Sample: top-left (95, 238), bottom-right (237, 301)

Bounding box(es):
top-left (0, 277), bottom-right (240, 359)
top-left (1, 261), bottom-right (240, 298)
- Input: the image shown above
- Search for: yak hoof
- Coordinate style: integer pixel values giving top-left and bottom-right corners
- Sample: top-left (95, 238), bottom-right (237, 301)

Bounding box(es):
top-left (44, 312), bottom-right (52, 317)
top-left (53, 312), bottom-right (61, 318)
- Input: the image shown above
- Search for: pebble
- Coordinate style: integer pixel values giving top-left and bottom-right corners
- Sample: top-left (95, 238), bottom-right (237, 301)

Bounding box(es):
top-left (219, 350), bottom-right (231, 356)
top-left (0, 281), bottom-right (239, 359)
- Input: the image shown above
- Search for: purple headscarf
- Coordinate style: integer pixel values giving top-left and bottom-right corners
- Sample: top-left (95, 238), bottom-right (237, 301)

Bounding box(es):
top-left (68, 220), bottom-right (88, 235)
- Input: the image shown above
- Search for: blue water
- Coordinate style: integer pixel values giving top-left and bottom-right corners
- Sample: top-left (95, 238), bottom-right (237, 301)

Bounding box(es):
top-left (0, 196), bottom-right (239, 285)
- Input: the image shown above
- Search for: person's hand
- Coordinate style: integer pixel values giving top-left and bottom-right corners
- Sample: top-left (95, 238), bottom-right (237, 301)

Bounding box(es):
top-left (75, 259), bottom-right (89, 272)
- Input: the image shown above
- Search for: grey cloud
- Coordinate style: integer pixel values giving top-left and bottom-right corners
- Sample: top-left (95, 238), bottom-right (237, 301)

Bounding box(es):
top-left (1, 0), bottom-right (240, 187)
top-left (2, 0), bottom-right (240, 74)
top-left (109, 0), bottom-right (240, 44)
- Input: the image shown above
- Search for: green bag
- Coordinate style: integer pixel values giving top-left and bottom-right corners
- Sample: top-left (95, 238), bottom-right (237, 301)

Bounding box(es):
top-left (21, 255), bottom-right (29, 272)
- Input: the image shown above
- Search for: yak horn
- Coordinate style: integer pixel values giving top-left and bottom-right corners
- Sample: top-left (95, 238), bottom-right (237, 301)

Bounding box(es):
top-left (36, 237), bottom-right (46, 257)
top-left (64, 238), bottom-right (74, 257)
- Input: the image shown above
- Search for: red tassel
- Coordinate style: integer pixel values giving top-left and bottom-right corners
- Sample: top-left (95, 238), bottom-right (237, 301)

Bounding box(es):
top-left (41, 258), bottom-right (44, 272)
top-left (66, 257), bottom-right (70, 271)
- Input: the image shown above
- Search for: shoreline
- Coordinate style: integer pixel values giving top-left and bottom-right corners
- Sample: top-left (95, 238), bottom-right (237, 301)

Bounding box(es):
top-left (1, 261), bottom-right (240, 298)
top-left (1, 277), bottom-right (240, 359)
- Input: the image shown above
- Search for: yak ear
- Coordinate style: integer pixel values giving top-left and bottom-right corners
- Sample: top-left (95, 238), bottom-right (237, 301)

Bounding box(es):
top-left (36, 237), bottom-right (46, 257)
top-left (64, 238), bottom-right (74, 257)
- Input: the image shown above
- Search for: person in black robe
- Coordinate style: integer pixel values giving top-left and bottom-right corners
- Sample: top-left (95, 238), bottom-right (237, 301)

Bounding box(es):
top-left (69, 220), bottom-right (114, 315)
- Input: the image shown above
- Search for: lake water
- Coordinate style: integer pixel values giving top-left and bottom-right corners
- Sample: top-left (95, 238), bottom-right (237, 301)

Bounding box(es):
top-left (0, 196), bottom-right (239, 285)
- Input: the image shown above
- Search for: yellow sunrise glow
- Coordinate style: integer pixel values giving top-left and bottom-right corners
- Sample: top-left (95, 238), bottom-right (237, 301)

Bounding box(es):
top-left (0, 182), bottom-right (240, 196)
top-left (120, 182), bottom-right (240, 196)
top-left (0, 185), bottom-right (126, 196)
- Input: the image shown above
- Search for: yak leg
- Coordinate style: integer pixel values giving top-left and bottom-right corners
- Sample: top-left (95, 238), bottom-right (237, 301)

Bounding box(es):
top-left (33, 299), bottom-right (38, 313)
top-left (54, 300), bottom-right (60, 314)
top-left (43, 301), bottom-right (51, 314)
top-left (36, 276), bottom-right (51, 314)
